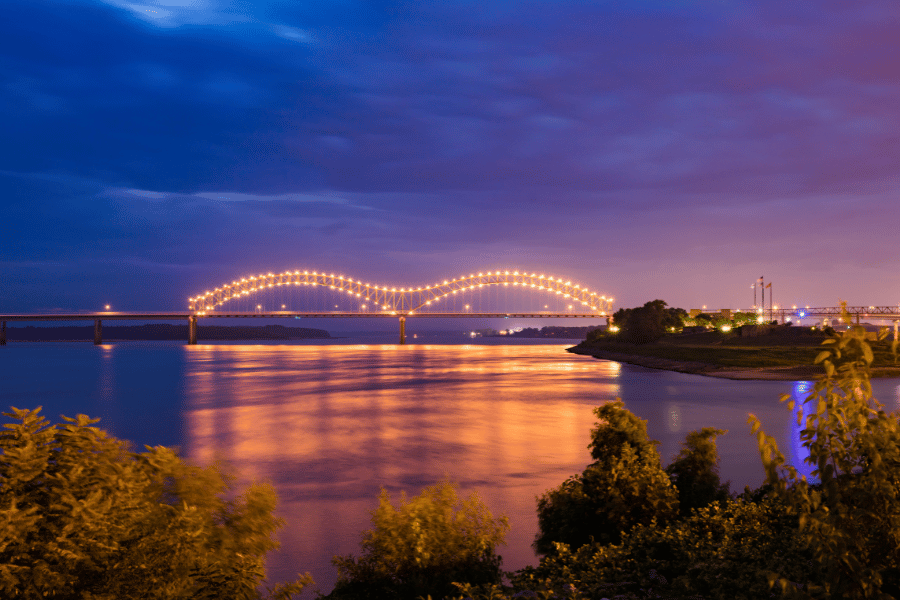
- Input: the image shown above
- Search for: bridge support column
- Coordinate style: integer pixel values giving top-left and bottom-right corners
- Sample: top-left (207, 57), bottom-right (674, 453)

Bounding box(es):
top-left (188, 315), bottom-right (198, 345)
top-left (94, 319), bottom-right (102, 345)
top-left (399, 316), bottom-right (406, 345)
top-left (0, 321), bottom-right (6, 346)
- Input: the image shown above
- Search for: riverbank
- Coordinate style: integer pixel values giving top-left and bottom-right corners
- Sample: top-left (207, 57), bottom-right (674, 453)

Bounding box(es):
top-left (565, 346), bottom-right (832, 380)
top-left (568, 328), bottom-right (900, 380)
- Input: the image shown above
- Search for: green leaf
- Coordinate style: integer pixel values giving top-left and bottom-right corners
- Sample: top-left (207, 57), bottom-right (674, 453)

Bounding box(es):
top-left (862, 344), bottom-right (874, 365)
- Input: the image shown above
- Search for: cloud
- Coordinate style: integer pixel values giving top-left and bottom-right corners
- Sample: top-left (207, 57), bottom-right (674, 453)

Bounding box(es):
top-left (192, 191), bottom-right (352, 205)
top-left (3, 0), bottom-right (900, 311)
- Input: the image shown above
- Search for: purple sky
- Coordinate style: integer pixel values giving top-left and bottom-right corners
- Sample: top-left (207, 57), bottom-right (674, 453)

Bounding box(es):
top-left (1, 0), bottom-right (899, 316)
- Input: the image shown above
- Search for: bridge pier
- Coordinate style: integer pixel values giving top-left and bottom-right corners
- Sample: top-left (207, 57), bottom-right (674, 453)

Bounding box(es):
top-left (94, 319), bottom-right (102, 345)
top-left (399, 316), bottom-right (406, 345)
top-left (1, 321), bottom-right (6, 346)
top-left (188, 315), bottom-right (197, 345)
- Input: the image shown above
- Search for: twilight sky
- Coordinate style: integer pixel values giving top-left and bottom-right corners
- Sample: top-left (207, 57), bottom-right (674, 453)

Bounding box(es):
top-left (2, 0), bottom-right (899, 315)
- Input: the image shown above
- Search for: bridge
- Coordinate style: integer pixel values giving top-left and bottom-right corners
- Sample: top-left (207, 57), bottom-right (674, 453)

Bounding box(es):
top-left (1, 268), bottom-right (614, 345)
top-left (700, 306), bottom-right (900, 324)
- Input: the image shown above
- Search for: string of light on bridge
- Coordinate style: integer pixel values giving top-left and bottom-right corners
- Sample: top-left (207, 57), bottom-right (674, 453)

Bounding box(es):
top-left (188, 269), bottom-right (614, 315)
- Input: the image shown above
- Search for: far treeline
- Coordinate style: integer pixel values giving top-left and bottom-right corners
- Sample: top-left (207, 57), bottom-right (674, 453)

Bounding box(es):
top-left (592, 299), bottom-right (804, 345)
top-left (3, 323), bottom-right (331, 341)
top-left (5, 313), bottom-right (900, 599)
top-left (506, 325), bottom-right (602, 338)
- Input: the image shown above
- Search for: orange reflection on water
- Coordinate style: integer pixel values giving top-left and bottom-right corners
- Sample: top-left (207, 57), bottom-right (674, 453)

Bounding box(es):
top-left (183, 344), bottom-right (622, 592)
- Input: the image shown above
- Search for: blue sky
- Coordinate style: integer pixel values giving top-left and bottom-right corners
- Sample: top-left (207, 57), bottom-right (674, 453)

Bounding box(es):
top-left (1, 0), bottom-right (898, 314)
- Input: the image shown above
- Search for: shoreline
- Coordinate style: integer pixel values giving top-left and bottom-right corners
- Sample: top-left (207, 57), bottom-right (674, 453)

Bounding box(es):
top-left (566, 346), bottom-right (900, 380)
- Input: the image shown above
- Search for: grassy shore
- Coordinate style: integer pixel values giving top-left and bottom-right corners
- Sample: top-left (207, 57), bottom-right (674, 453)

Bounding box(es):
top-left (568, 326), bottom-right (900, 380)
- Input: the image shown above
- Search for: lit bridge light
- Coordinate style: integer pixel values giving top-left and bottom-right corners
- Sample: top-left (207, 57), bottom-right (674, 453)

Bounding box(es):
top-left (187, 268), bottom-right (615, 316)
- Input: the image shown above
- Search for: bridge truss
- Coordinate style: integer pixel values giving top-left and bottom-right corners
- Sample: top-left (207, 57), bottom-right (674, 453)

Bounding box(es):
top-left (188, 269), bottom-right (614, 316)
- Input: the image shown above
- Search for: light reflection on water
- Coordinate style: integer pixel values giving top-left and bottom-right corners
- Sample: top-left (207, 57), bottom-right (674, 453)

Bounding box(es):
top-left (183, 344), bottom-right (622, 592)
top-left (787, 379), bottom-right (900, 485)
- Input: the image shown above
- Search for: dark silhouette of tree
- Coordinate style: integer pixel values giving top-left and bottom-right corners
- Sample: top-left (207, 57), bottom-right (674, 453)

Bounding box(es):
top-left (665, 427), bottom-right (732, 518)
top-left (610, 300), bottom-right (688, 343)
top-left (534, 401), bottom-right (678, 554)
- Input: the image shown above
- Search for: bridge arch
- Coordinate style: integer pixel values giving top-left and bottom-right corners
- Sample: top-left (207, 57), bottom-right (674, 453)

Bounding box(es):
top-left (189, 269), bottom-right (614, 315)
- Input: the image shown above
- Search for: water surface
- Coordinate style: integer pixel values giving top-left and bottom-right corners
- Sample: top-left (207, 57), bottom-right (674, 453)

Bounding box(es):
top-left (2, 339), bottom-right (898, 593)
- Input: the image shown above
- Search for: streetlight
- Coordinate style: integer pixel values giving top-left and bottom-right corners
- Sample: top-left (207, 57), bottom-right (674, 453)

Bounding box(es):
top-left (256, 304), bottom-right (261, 313)
top-left (104, 305), bottom-right (110, 310)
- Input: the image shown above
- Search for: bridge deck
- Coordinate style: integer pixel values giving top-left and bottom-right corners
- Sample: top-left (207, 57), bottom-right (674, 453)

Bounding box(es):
top-left (0, 312), bottom-right (604, 345)
top-left (0, 312), bottom-right (604, 320)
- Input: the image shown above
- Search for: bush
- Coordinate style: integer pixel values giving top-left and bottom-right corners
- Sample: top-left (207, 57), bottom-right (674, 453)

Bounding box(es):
top-left (330, 480), bottom-right (509, 600)
top-left (534, 401), bottom-right (679, 554)
top-left (0, 407), bottom-right (312, 600)
top-left (514, 493), bottom-right (822, 600)
top-left (665, 427), bottom-right (732, 518)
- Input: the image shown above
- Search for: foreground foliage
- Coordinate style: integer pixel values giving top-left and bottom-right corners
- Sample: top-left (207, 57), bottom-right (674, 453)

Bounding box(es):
top-left (512, 314), bottom-right (900, 600)
top-left (515, 491), bottom-right (821, 600)
top-left (534, 401), bottom-right (678, 555)
top-left (0, 407), bottom-right (311, 600)
top-left (664, 427), bottom-right (731, 519)
top-left (749, 319), bottom-right (900, 598)
top-left (330, 480), bottom-right (509, 600)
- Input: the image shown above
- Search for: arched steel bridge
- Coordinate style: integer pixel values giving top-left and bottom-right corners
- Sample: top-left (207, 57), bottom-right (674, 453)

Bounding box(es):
top-left (188, 269), bottom-right (614, 315)
top-left (183, 268), bottom-right (614, 344)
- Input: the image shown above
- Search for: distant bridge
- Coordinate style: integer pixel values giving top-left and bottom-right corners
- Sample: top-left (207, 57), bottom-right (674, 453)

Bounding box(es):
top-left (1, 268), bottom-right (614, 345)
top-left (699, 306), bottom-right (900, 324)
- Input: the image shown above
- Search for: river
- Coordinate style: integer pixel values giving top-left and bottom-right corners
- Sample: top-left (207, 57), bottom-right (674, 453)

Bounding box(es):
top-left (2, 336), bottom-right (898, 594)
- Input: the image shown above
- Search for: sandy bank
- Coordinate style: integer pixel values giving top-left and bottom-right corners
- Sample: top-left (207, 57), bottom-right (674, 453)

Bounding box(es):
top-left (567, 346), bottom-right (900, 380)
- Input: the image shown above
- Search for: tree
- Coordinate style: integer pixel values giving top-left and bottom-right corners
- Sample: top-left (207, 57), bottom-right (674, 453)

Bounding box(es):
top-left (622, 300), bottom-right (668, 344)
top-left (612, 300), bottom-right (687, 343)
top-left (665, 427), bottom-right (732, 518)
top-left (534, 401), bottom-right (679, 554)
top-left (748, 320), bottom-right (900, 598)
top-left (0, 407), bottom-right (312, 600)
top-left (330, 480), bottom-right (509, 600)
top-left (662, 306), bottom-right (688, 332)
top-left (516, 492), bottom-right (822, 600)
top-left (732, 311), bottom-right (758, 327)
